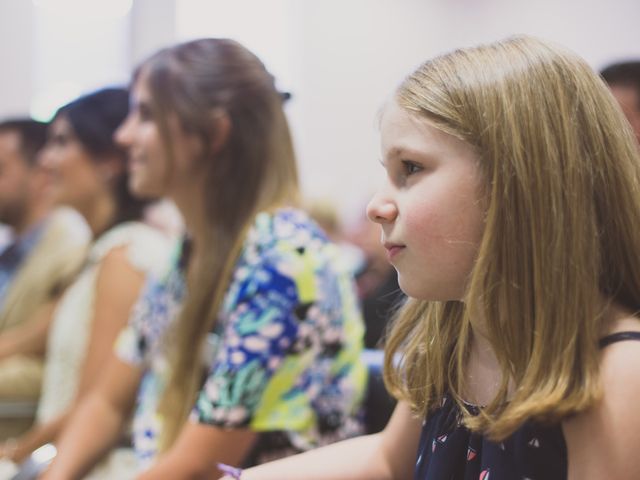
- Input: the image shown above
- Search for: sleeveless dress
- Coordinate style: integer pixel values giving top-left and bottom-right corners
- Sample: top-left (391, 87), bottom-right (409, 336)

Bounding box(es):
top-left (414, 331), bottom-right (640, 480)
top-left (37, 222), bottom-right (171, 480)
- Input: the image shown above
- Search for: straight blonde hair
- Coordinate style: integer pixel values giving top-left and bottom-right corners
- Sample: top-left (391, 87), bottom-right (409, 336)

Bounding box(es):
top-left (383, 35), bottom-right (640, 440)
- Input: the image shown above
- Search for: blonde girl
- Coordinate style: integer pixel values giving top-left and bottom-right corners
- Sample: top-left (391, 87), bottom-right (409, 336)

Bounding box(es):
top-left (224, 35), bottom-right (640, 480)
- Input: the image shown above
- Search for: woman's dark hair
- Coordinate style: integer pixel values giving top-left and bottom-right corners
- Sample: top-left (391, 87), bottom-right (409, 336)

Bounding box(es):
top-left (56, 87), bottom-right (150, 225)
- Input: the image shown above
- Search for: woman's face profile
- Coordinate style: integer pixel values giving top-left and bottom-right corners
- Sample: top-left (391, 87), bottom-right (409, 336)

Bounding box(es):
top-left (115, 74), bottom-right (172, 200)
top-left (38, 116), bottom-right (103, 210)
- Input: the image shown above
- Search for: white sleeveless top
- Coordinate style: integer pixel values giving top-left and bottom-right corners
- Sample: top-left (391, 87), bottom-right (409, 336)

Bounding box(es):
top-left (37, 222), bottom-right (171, 423)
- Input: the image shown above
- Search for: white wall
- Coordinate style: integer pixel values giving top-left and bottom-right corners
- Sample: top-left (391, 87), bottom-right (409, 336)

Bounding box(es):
top-left (173, 0), bottom-right (640, 223)
top-left (0, 0), bottom-right (639, 223)
top-left (0, 0), bottom-right (36, 118)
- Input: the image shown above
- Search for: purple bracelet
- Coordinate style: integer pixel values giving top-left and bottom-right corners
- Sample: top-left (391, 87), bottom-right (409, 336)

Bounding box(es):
top-left (218, 463), bottom-right (243, 479)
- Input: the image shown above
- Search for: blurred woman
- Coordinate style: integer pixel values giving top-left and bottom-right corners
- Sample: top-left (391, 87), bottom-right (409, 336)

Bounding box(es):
top-left (0, 88), bottom-right (171, 478)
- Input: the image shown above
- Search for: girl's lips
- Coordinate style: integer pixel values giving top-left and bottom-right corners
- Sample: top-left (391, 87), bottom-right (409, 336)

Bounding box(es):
top-left (384, 244), bottom-right (405, 260)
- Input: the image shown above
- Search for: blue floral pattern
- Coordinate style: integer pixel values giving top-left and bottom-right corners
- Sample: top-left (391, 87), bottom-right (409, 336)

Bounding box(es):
top-left (116, 208), bottom-right (367, 467)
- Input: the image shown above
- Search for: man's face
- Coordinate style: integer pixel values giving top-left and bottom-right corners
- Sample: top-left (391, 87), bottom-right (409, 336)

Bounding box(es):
top-left (0, 130), bottom-right (33, 228)
top-left (609, 84), bottom-right (640, 145)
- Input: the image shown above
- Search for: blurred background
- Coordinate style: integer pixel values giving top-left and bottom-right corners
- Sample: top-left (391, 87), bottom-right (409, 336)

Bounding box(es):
top-left (1, 0), bottom-right (639, 224)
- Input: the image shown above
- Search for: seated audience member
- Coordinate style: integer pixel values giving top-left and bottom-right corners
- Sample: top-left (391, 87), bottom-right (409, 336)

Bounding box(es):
top-left (601, 60), bottom-right (640, 144)
top-left (0, 119), bottom-right (90, 413)
top-left (41, 38), bottom-right (366, 480)
top-left (0, 89), bottom-right (171, 478)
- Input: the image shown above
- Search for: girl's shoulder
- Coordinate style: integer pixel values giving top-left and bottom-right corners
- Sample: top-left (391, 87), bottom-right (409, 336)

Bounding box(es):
top-left (598, 315), bottom-right (640, 407)
top-left (599, 312), bottom-right (640, 380)
top-left (562, 314), bottom-right (640, 478)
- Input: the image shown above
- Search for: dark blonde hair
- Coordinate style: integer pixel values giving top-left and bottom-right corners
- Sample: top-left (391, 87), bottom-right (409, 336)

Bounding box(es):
top-left (383, 35), bottom-right (640, 439)
top-left (135, 38), bottom-right (299, 449)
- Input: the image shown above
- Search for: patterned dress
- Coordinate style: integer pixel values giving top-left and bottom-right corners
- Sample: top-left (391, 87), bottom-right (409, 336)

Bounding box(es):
top-left (414, 331), bottom-right (640, 480)
top-left (116, 208), bottom-right (367, 468)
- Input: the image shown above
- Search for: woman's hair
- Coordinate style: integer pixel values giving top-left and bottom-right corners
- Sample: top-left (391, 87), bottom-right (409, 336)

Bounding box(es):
top-left (383, 35), bottom-right (640, 439)
top-left (55, 87), bottom-right (149, 226)
top-left (135, 38), bottom-right (299, 448)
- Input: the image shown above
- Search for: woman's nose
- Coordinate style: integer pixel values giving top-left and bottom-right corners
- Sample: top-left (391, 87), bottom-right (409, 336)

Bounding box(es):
top-left (114, 115), bottom-right (132, 147)
top-left (37, 145), bottom-right (54, 169)
top-left (366, 191), bottom-right (398, 224)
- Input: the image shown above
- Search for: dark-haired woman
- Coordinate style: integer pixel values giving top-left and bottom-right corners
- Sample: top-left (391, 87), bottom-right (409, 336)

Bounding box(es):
top-left (0, 88), bottom-right (171, 478)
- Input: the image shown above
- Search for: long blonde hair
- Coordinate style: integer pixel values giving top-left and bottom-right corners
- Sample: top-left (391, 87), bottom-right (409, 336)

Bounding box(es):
top-left (383, 35), bottom-right (640, 440)
top-left (136, 38), bottom-right (299, 449)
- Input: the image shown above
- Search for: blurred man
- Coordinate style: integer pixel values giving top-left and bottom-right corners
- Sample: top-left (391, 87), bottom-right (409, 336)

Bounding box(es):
top-left (601, 61), bottom-right (640, 145)
top-left (0, 119), bottom-right (90, 436)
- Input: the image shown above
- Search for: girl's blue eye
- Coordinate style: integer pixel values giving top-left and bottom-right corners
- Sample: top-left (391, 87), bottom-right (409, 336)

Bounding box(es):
top-left (401, 160), bottom-right (421, 176)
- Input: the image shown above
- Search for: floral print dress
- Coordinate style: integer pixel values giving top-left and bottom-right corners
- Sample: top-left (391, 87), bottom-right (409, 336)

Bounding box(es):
top-left (116, 208), bottom-right (367, 468)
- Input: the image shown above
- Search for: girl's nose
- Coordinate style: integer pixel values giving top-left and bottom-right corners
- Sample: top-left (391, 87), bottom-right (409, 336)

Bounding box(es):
top-left (366, 191), bottom-right (398, 224)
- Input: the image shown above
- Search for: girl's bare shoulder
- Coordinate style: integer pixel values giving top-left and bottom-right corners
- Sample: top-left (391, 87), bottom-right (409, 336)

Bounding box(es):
top-left (562, 312), bottom-right (640, 479)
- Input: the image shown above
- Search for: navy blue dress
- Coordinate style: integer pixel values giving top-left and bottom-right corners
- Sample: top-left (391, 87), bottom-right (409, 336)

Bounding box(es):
top-left (414, 331), bottom-right (640, 480)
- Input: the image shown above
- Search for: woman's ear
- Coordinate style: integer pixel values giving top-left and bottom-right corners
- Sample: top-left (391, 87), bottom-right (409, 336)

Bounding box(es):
top-left (208, 109), bottom-right (231, 155)
top-left (97, 155), bottom-right (125, 184)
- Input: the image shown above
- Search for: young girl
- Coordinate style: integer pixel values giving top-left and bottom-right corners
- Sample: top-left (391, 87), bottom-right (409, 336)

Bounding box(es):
top-left (41, 38), bottom-right (366, 479)
top-left (221, 35), bottom-right (640, 479)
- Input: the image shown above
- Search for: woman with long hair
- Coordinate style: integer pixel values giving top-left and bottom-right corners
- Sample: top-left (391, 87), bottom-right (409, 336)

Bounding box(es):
top-left (42, 39), bottom-right (365, 479)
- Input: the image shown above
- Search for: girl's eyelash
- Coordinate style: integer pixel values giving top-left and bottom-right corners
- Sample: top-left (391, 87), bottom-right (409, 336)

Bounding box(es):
top-left (401, 160), bottom-right (421, 175)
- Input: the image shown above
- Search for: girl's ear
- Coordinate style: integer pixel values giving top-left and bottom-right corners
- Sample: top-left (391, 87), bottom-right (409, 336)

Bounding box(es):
top-left (208, 108), bottom-right (231, 155)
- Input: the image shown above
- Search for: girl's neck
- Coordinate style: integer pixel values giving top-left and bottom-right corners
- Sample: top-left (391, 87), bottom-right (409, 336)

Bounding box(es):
top-left (463, 326), bottom-right (505, 407)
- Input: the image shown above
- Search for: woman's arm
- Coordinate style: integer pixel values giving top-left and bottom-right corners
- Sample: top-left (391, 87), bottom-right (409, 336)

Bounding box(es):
top-left (137, 423), bottom-right (257, 480)
top-left (220, 401), bottom-right (421, 480)
top-left (0, 301), bottom-right (56, 360)
top-left (73, 245), bottom-right (145, 397)
top-left (3, 246), bottom-right (145, 463)
top-left (564, 338), bottom-right (640, 479)
top-left (39, 356), bottom-right (143, 480)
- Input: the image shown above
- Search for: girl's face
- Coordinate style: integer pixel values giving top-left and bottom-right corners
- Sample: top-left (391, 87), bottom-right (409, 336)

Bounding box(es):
top-left (367, 101), bottom-right (485, 301)
top-left (38, 116), bottom-right (104, 210)
top-left (115, 73), bottom-right (200, 200)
